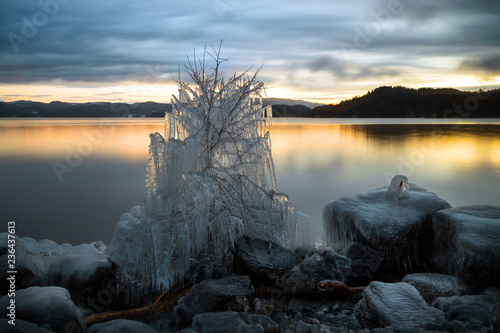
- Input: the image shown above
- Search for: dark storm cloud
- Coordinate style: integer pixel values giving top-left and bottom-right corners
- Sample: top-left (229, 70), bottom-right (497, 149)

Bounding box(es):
top-left (305, 55), bottom-right (402, 80)
top-left (460, 54), bottom-right (500, 74)
top-left (0, 0), bottom-right (499, 90)
top-left (0, 0), bottom-right (217, 83)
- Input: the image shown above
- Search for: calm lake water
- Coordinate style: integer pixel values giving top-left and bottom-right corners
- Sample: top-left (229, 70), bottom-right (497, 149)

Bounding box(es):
top-left (1, 118), bottom-right (499, 245)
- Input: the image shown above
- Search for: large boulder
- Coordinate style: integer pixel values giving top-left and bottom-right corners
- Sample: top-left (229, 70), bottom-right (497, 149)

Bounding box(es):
top-left (234, 236), bottom-right (302, 282)
top-left (323, 182), bottom-right (451, 269)
top-left (432, 287), bottom-right (500, 331)
top-left (401, 273), bottom-right (471, 303)
top-left (432, 205), bottom-right (500, 291)
top-left (0, 233), bottom-right (114, 309)
top-left (354, 281), bottom-right (447, 330)
top-left (46, 244), bottom-right (114, 307)
top-left (281, 248), bottom-right (351, 296)
top-left (175, 275), bottom-right (254, 324)
top-left (0, 234), bottom-right (48, 292)
top-left (0, 286), bottom-right (87, 333)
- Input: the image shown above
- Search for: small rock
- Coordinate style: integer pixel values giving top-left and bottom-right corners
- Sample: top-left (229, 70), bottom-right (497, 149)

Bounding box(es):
top-left (432, 287), bottom-right (500, 330)
top-left (234, 236), bottom-right (302, 282)
top-left (282, 248), bottom-right (351, 295)
top-left (288, 298), bottom-right (322, 314)
top-left (340, 242), bottom-right (383, 285)
top-left (401, 272), bottom-right (472, 302)
top-left (174, 275), bottom-right (254, 324)
top-left (191, 311), bottom-right (279, 333)
top-left (88, 319), bottom-right (159, 333)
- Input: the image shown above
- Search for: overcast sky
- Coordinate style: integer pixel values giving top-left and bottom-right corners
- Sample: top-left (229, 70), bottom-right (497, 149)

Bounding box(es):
top-left (1, 0), bottom-right (499, 104)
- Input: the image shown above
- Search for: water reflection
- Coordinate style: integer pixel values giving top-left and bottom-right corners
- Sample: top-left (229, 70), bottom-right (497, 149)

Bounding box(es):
top-left (0, 118), bottom-right (499, 244)
top-left (0, 119), bottom-right (163, 160)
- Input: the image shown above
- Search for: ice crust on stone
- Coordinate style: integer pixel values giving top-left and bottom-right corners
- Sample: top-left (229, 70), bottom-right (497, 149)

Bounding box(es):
top-left (107, 53), bottom-right (313, 295)
top-left (0, 286), bottom-right (87, 332)
top-left (431, 205), bottom-right (500, 291)
top-left (0, 233), bottom-right (111, 297)
top-left (354, 281), bottom-right (447, 329)
top-left (323, 177), bottom-right (451, 269)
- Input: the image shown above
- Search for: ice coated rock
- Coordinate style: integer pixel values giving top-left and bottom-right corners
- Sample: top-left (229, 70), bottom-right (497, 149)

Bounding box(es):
top-left (401, 273), bottom-right (472, 302)
top-left (0, 319), bottom-right (54, 332)
top-left (432, 205), bottom-right (500, 291)
top-left (354, 281), bottom-right (447, 330)
top-left (89, 319), bottom-right (159, 333)
top-left (432, 287), bottom-right (500, 330)
top-left (282, 248), bottom-right (352, 295)
top-left (0, 286), bottom-right (87, 332)
top-left (0, 234), bottom-right (113, 310)
top-left (46, 245), bottom-right (114, 306)
top-left (323, 183), bottom-right (451, 269)
top-left (234, 236), bottom-right (302, 282)
top-left (191, 311), bottom-right (279, 333)
top-left (0, 234), bottom-right (45, 293)
top-left (175, 275), bottom-right (255, 324)
top-left (340, 242), bottom-right (383, 286)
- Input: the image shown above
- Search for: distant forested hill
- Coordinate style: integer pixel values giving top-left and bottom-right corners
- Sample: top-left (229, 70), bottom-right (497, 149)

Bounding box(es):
top-left (0, 101), bottom-right (172, 118)
top-left (0, 99), bottom-right (312, 118)
top-left (307, 86), bottom-right (500, 118)
top-left (2, 88), bottom-right (499, 118)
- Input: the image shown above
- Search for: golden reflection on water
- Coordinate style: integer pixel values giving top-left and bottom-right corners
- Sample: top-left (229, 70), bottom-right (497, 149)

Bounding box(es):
top-left (1, 119), bottom-right (499, 174)
top-left (0, 119), bottom-right (164, 161)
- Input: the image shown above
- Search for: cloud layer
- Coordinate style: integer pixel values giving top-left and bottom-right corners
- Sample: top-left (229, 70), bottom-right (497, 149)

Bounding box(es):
top-left (1, 0), bottom-right (499, 102)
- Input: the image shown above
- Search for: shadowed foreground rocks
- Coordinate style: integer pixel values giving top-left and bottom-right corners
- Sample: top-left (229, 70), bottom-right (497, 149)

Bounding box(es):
top-left (2, 181), bottom-right (499, 332)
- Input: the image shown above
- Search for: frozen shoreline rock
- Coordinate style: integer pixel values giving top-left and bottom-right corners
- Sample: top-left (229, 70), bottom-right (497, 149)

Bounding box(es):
top-left (432, 205), bottom-right (500, 291)
top-left (354, 281), bottom-right (447, 330)
top-left (46, 244), bottom-right (114, 306)
top-left (323, 181), bottom-right (451, 269)
top-left (0, 286), bottom-right (87, 332)
top-left (0, 233), bottom-right (113, 308)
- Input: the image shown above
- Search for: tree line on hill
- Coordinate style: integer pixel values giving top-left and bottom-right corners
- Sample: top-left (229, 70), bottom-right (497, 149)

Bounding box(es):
top-left (1, 87), bottom-right (499, 118)
top-left (307, 86), bottom-right (500, 118)
top-left (0, 99), bottom-right (314, 118)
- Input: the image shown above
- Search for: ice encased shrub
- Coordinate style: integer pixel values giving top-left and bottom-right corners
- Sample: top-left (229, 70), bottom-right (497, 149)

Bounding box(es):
top-left (107, 50), bottom-right (313, 297)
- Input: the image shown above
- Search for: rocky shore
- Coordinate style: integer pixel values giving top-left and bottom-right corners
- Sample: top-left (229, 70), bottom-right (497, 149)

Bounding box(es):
top-left (1, 180), bottom-right (499, 332)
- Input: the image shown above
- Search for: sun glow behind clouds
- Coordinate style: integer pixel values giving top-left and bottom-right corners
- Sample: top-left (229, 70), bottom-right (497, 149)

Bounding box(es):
top-left (0, 82), bottom-right (179, 103)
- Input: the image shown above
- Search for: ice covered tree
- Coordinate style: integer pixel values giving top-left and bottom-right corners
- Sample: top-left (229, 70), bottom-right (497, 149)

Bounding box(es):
top-left (107, 45), bottom-right (313, 299)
